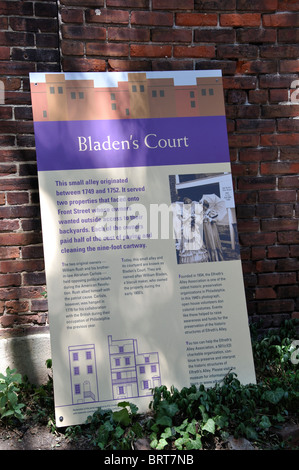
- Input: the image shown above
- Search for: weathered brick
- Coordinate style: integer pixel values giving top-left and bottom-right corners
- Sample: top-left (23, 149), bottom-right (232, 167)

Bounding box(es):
top-left (108, 27), bottom-right (150, 42)
top-left (61, 24), bottom-right (106, 40)
top-left (86, 43), bottom-right (129, 57)
top-left (131, 11), bottom-right (173, 26)
top-left (61, 8), bottom-right (84, 24)
top-left (85, 9), bottom-right (129, 24)
top-left (263, 13), bottom-right (299, 27)
top-left (153, 0), bottom-right (194, 8)
top-left (220, 13), bottom-right (261, 27)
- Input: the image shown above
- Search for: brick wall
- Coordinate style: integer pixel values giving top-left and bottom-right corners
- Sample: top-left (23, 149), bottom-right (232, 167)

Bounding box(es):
top-left (1, 0), bottom-right (299, 338)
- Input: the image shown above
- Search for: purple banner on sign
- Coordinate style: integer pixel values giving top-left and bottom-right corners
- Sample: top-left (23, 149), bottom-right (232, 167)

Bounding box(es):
top-left (34, 116), bottom-right (229, 172)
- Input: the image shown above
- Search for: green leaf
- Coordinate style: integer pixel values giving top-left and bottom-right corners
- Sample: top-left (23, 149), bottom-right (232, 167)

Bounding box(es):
top-left (156, 438), bottom-right (168, 450)
top-left (259, 415), bottom-right (271, 430)
top-left (202, 418), bottom-right (215, 434)
top-left (263, 388), bottom-right (285, 405)
top-left (156, 415), bottom-right (172, 427)
top-left (113, 408), bottom-right (130, 427)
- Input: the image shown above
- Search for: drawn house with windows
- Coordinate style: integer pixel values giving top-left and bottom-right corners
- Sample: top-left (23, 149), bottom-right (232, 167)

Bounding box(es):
top-left (68, 344), bottom-right (99, 405)
top-left (108, 335), bottom-right (161, 400)
top-left (30, 72), bottom-right (225, 122)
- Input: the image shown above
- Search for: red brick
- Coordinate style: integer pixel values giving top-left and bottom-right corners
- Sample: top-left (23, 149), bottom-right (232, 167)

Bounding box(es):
top-left (220, 13), bottom-right (261, 27)
top-left (257, 300), bottom-right (294, 314)
top-left (278, 176), bottom-right (299, 188)
top-left (278, 231), bottom-right (299, 244)
top-left (62, 57), bottom-right (106, 72)
top-left (229, 134), bottom-right (259, 148)
top-left (261, 134), bottom-right (299, 147)
top-left (237, 60), bottom-right (276, 74)
top-left (0, 287), bottom-right (44, 301)
top-left (0, 1), bottom-right (33, 15)
top-left (263, 13), bottom-right (299, 27)
top-left (174, 45), bottom-right (215, 58)
top-left (261, 162), bottom-right (299, 175)
top-left (85, 9), bottom-right (129, 24)
top-left (268, 245), bottom-right (289, 258)
top-left (108, 59), bottom-right (151, 71)
top-left (108, 27), bottom-right (150, 42)
top-left (61, 24), bottom-right (106, 40)
top-left (60, 0), bottom-right (104, 5)
top-left (131, 44), bottom-right (172, 58)
top-left (259, 190), bottom-right (296, 203)
top-left (175, 13), bottom-right (217, 26)
top-left (0, 274), bottom-right (21, 287)
top-left (0, 260), bottom-right (44, 273)
top-left (61, 40), bottom-right (84, 56)
top-left (258, 272), bottom-right (296, 286)
top-left (152, 29), bottom-right (192, 43)
top-left (86, 43), bottom-right (129, 57)
top-left (237, 28), bottom-right (276, 43)
top-left (280, 60), bottom-right (299, 73)
top-left (261, 219), bottom-right (298, 231)
top-left (0, 247), bottom-right (20, 259)
top-left (0, 233), bottom-right (41, 246)
top-left (61, 8), bottom-right (84, 23)
top-left (260, 45), bottom-right (299, 58)
top-left (5, 300), bottom-right (29, 314)
top-left (238, 176), bottom-right (276, 190)
top-left (269, 89), bottom-right (288, 102)
top-left (131, 11), bottom-right (173, 26)
top-left (236, 119), bottom-right (275, 133)
top-left (255, 287), bottom-right (277, 300)
top-left (239, 232), bottom-right (277, 246)
top-left (153, 0), bottom-right (194, 8)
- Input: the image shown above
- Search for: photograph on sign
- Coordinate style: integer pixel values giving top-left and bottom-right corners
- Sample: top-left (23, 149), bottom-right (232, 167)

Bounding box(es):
top-left (30, 71), bottom-right (256, 427)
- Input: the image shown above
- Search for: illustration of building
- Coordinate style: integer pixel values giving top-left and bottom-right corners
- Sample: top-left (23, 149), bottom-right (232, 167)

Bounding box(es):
top-left (68, 344), bottom-right (99, 405)
top-left (30, 72), bottom-right (225, 122)
top-left (108, 335), bottom-right (161, 399)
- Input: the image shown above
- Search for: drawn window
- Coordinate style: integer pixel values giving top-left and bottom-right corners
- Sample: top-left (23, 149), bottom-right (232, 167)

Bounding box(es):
top-left (132, 85), bottom-right (137, 92)
top-left (87, 365), bottom-right (93, 374)
top-left (79, 92), bottom-right (84, 99)
top-left (73, 352), bottom-right (79, 361)
top-left (50, 87), bottom-right (55, 94)
top-left (58, 87), bottom-right (63, 94)
top-left (86, 351), bottom-right (92, 360)
top-left (126, 108), bottom-right (130, 115)
top-left (140, 85), bottom-right (145, 92)
top-left (151, 365), bottom-right (157, 373)
top-left (125, 357), bottom-right (130, 365)
top-left (112, 103), bottom-right (116, 110)
top-left (119, 346), bottom-right (124, 353)
top-left (111, 93), bottom-right (115, 100)
top-left (119, 386), bottom-right (124, 394)
top-left (143, 380), bottom-right (149, 389)
top-left (152, 90), bottom-right (157, 97)
top-left (74, 366), bottom-right (80, 375)
top-left (145, 357), bottom-right (150, 363)
top-left (116, 372), bottom-right (121, 379)
top-left (71, 92), bottom-right (76, 99)
top-left (159, 90), bottom-right (165, 97)
top-left (139, 366), bottom-right (145, 374)
top-left (209, 88), bottom-right (214, 96)
top-left (43, 110), bottom-right (47, 118)
top-left (74, 384), bottom-right (81, 394)
top-left (191, 101), bottom-right (196, 108)
top-left (201, 89), bottom-right (206, 96)
top-left (190, 91), bottom-right (195, 98)
top-left (115, 358), bottom-right (120, 366)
